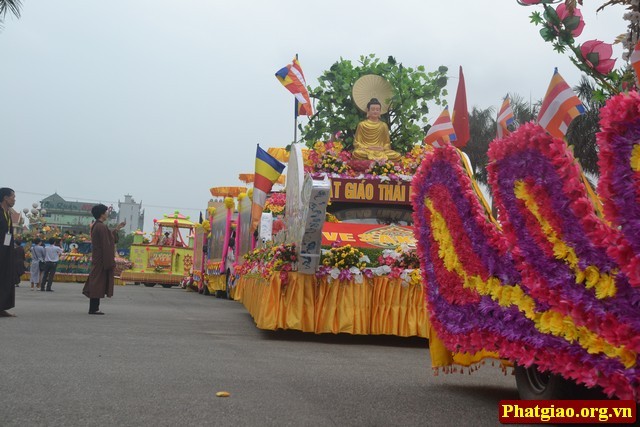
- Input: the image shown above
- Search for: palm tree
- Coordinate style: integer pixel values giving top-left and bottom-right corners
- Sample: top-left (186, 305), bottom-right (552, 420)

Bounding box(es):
top-left (461, 93), bottom-right (541, 190)
top-left (0, 0), bottom-right (22, 28)
top-left (508, 92), bottom-right (539, 127)
top-left (566, 76), bottom-right (601, 176)
top-left (462, 106), bottom-right (496, 185)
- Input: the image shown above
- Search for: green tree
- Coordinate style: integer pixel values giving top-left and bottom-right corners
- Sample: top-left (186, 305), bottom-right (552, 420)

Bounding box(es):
top-left (462, 106), bottom-right (495, 185)
top-left (0, 0), bottom-right (21, 29)
top-left (116, 232), bottom-right (135, 252)
top-left (302, 55), bottom-right (448, 154)
top-left (566, 76), bottom-right (602, 176)
top-left (509, 92), bottom-right (539, 127)
top-left (462, 93), bottom-right (539, 186)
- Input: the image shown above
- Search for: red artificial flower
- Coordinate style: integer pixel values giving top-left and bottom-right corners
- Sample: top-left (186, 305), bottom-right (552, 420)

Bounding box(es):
top-left (580, 40), bottom-right (616, 74)
top-left (517, 0), bottom-right (556, 5)
top-left (556, 3), bottom-right (585, 37)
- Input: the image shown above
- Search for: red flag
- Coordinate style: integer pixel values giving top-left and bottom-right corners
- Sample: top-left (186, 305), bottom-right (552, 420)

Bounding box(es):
top-left (451, 66), bottom-right (470, 148)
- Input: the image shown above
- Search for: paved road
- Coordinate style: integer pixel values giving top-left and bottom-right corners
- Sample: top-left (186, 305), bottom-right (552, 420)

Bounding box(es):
top-left (1, 281), bottom-right (519, 426)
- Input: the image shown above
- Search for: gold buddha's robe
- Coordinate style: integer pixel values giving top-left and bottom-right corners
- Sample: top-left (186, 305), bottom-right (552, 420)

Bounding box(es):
top-left (353, 119), bottom-right (401, 161)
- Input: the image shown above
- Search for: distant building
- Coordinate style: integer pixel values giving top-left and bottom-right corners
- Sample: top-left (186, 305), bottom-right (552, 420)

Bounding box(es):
top-left (40, 193), bottom-right (117, 234)
top-left (9, 208), bottom-right (24, 236)
top-left (117, 194), bottom-right (144, 234)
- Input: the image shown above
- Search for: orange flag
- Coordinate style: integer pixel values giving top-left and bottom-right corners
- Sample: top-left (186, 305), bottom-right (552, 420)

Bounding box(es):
top-left (452, 66), bottom-right (470, 148)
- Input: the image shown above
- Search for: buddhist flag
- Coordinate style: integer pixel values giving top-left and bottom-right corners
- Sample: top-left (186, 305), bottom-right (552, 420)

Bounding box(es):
top-left (275, 57), bottom-right (314, 117)
top-left (537, 68), bottom-right (585, 139)
top-left (496, 96), bottom-right (515, 139)
top-left (251, 145), bottom-right (286, 232)
top-left (631, 41), bottom-right (640, 87)
top-left (424, 107), bottom-right (457, 148)
top-left (451, 66), bottom-right (470, 148)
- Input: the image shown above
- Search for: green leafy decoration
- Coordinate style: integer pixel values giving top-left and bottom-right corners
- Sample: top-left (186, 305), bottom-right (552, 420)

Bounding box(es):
top-left (530, 11), bottom-right (544, 25)
top-left (301, 55), bottom-right (448, 154)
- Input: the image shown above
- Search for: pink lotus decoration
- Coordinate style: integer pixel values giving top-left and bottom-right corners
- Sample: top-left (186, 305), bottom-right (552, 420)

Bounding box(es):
top-left (517, 0), bottom-right (560, 5)
top-left (556, 3), bottom-right (585, 37)
top-left (581, 40), bottom-right (616, 74)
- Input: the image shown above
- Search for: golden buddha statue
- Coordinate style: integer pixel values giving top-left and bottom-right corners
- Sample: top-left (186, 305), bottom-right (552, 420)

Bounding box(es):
top-left (353, 98), bottom-right (401, 162)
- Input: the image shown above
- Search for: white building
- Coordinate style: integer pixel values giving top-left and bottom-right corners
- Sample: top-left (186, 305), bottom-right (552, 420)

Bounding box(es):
top-left (117, 195), bottom-right (145, 234)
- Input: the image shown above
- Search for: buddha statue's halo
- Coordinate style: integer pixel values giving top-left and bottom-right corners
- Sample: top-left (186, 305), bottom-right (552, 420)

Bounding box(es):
top-left (352, 74), bottom-right (393, 114)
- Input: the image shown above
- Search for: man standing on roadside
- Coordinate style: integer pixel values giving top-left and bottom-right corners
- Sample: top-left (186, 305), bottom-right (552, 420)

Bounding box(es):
top-left (40, 238), bottom-right (63, 292)
top-left (0, 187), bottom-right (17, 317)
top-left (83, 204), bottom-right (125, 315)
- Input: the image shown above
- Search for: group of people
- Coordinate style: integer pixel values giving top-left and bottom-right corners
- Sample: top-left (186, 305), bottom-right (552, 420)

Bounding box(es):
top-left (26, 237), bottom-right (64, 291)
top-left (0, 187), bottom-right (125, 317)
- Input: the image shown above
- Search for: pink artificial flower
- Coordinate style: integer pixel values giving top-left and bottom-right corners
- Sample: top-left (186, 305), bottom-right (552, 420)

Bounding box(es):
top-left (580, 40), bottom-right (616, 74)
top-left (556, 3), bottom-right (585, 37)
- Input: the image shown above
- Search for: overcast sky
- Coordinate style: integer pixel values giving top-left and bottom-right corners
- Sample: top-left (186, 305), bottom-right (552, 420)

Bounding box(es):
top-left (0, 1), bottom-right (627, 232)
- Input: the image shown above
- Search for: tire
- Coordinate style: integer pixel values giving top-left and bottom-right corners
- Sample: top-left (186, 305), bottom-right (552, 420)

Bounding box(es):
top-left (214, 290), bottom-right (225, 298)
top-left (514, 364), bottom-right (577, 400)
top-left (144, 283), bottom-right (155, 287)
top-left (162, 284), bottom-right (172, 289)
top-left (134, 282), bottom-right (140, 286)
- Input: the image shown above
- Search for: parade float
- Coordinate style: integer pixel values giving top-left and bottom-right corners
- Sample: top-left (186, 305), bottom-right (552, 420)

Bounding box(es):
top-left (408, 0), bottom-right (640, 401)
top-left (120, 212), bottom-right (195, 288)
top-left (195, 186), bottom-right (253, 298)
top-left (231, 63), bottom-right (449, 337)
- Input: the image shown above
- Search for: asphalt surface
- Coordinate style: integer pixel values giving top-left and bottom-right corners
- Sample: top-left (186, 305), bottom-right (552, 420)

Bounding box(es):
top-left (1, 280), bottom-right (520, 426)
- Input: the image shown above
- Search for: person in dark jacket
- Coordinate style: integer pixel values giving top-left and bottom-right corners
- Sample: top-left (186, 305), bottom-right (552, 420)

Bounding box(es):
top-left (0, 187), bottom-right (16, 317)
top-left (82, 204), bottom-right (124, 315)
top-left (13, 238), bottom-right (25, 287)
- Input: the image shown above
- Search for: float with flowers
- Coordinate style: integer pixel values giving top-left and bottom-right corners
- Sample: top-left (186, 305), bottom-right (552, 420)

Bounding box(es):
top-left (231, 90), bottom-right (435, 337)
top-left (120, 211), bottom-right (196, 288)
top-left (197, 186), bottom-right (253, 298)
top-left (229, 65), bottom-right (451, 337)
top-left (409, 0), bottom-right (640, 401)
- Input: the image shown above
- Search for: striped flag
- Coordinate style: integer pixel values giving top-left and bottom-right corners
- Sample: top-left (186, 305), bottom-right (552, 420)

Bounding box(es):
top-left (275, 58), bottom-right (314, 117)
top-left (537, 68), bottom-right (585, 139)
top-left (251, 145), bottom-right (286, 232)
top-left (496, 96), bottom-right (515, 139)
top-left (424, 107), bottom-right (457, 148)
top-left (631, 41), bottom-right (640, 87)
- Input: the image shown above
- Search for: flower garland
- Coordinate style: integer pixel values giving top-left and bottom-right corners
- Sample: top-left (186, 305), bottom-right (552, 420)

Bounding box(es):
top-left (306, 141), bottom-right (352, 174)
top-left (313, 243), bottom-right (422, 286)
top-left (304, 140), bottom-right (431, 181)
top-left (596, 91), bottom-right (640, 287)
top-left (263, 193), bottom-right (286, 215)
top-left (367, 159), bottom-right (398, 176)
top-left (412, 125), bottom-right (640, 401)
top-left (234, 243), bottom-right (298, 285)
top-left (377, 245), bottom-right (421, 280)
top-left (318, 244), bottom-right (370, 283)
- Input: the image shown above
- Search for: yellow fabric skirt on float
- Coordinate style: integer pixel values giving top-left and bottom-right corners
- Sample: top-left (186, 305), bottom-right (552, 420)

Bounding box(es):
top-left (233, 272), bottom-right (429, 338)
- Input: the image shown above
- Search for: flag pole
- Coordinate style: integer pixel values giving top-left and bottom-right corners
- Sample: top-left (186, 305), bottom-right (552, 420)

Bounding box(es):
top-left (293, 53), bottom-right (299, 143)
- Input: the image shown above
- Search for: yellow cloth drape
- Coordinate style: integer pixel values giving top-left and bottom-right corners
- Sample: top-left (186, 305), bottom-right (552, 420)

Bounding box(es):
top-left (234, 272), bottom-right (429, 337)
top-left (428, 322), bottom-right (511, 374)
top-left (206, 275), bottom-right (226, 293)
